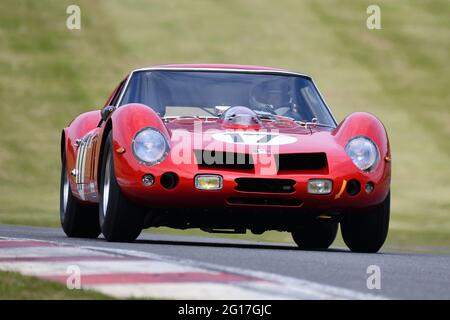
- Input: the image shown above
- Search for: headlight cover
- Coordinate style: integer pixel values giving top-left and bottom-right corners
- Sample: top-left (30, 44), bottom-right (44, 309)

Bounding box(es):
top-left (345, 136), bottom-right (379, 172)
top-left (132, 128), bottom-right (169, 166)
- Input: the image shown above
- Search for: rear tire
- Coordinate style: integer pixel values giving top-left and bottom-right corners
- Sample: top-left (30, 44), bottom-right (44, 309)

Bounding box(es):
top-left (99, 132), bottom-right (144, 242)
top-left (60, 154), bottom-right (100, 238)
top-left (340, 192), bottom-right (390, 253)
top-left (291, 220), bottom-right (338, 250)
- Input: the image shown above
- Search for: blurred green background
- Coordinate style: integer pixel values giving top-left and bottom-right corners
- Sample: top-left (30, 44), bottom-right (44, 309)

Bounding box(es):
top-left (0, 0), bottom-right (449, 249)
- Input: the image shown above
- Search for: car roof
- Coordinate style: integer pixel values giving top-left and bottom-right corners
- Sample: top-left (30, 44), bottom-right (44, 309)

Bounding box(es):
top-left (131, 64), bottom-right (312, 79)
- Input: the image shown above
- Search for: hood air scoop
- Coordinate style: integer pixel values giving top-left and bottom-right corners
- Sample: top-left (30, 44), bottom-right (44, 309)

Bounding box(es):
top-left (220, 106), bottom-right (262, 129)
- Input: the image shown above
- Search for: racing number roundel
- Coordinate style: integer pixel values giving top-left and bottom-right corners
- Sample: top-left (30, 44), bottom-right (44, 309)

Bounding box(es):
top-left (212, 131), bottom-right (297, 146)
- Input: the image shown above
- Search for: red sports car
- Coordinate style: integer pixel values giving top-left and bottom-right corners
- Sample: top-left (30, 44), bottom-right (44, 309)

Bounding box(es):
top-left (60, 64), bottom-right (391, 253)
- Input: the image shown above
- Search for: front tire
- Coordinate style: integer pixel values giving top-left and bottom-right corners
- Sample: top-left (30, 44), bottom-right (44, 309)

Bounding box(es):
top-left (291, 220), bottom-right (338, 250)
top-left (60, 155), bottom-right (100, 238)
top-left (340, 192), bottom-right (390, 253)
top-left (99, 132), bottom-right (145, 242)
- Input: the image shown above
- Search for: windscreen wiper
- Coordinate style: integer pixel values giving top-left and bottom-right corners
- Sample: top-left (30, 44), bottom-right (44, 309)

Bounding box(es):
top-left (296, 118), bottom-right (335, 129)
top-left (254, 110), bottom-right (276, 120)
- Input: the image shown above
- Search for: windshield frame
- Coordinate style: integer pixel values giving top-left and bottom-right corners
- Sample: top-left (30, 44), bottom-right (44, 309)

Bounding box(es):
top-left (116, 68), bottom-right (337, 127)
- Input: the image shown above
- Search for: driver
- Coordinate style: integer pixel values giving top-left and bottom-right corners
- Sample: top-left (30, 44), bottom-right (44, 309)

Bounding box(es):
top-left (249, 80), bottom-right (299, 119)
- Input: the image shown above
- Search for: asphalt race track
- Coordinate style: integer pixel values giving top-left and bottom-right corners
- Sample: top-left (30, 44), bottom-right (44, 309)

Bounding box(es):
top-left (0, 224), bottom-right (449, 299)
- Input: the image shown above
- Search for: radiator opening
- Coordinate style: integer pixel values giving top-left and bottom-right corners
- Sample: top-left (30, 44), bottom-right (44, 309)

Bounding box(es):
top-left (276, 153), bottom-right (328, 172)
top-left (195, 150), bottom-right (254, 170)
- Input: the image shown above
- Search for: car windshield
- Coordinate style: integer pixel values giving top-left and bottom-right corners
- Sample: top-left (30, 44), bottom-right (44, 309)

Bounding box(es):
top-left (119, 70), bottom-right (336, 126)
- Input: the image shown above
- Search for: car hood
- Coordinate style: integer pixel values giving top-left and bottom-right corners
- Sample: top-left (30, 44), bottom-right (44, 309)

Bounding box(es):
top-left (164, 118), bottom-right (339, 154)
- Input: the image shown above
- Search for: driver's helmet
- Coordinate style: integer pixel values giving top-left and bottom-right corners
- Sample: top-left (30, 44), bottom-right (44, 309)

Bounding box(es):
top-left (250, 80), bottom-right (292, 110)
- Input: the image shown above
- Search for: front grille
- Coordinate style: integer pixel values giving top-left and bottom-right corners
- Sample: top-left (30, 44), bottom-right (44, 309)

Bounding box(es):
top-left (276, 153), bottom-right (328, 172)
top-left (195, 150), bottom-right (254, 170)
top-left (235, 178), bottom-right (295, 193)
top-left (227, 197), bottom-right (302, 207)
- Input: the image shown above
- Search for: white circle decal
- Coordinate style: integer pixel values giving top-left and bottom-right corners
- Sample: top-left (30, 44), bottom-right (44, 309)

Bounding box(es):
top-left (212, 131), bottom-right (297, 145)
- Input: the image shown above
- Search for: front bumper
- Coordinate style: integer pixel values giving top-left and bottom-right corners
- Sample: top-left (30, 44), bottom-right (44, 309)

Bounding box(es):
top-left (119, 168), bottom-right (390, 213)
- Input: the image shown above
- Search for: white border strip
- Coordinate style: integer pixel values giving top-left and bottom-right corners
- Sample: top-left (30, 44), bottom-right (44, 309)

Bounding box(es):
top-left (83, 246), bottom-right (388, 300)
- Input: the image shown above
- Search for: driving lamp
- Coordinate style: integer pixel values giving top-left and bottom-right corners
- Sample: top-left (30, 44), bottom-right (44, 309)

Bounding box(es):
top-left (195, 175), bottom-right (223, 190)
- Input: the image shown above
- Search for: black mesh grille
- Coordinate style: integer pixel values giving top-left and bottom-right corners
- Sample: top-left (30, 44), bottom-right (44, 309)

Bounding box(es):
top-left (235, 178), bottom-right (295, 193)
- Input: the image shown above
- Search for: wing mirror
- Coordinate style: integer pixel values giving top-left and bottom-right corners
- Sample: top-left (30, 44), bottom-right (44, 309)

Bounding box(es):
top-left (101, 105), bottom-right (116, 121)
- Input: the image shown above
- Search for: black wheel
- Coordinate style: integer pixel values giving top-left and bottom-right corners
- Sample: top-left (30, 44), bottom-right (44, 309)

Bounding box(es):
top-left (341, 192), bottom-right (390, 253)
top-left (60, 154), bottom-right (101, 238)
top-left (291, 220), bottom-right (338, 250)
top-left (99, 132), bottom-right (145, 242)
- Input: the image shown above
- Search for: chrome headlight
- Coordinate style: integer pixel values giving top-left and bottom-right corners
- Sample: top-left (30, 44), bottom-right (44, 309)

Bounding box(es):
top-left (345, 136), bottom-right (379, 172)
top-left (132, 128), bottom-right (169, 166)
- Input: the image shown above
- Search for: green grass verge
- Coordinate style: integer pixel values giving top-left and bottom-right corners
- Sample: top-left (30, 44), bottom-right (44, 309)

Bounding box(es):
top-left (0, 0), bottom-right (449, 249)
top-left (0, 270), bottom-right (111, 299)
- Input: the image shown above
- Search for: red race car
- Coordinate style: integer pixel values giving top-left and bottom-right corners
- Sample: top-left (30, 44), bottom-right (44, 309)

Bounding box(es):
top-left (60, 64), bottom-right (391, 253)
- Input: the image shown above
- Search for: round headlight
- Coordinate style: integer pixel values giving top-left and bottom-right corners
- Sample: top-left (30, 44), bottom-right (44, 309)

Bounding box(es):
top-left (345, 136), bottom-right (379, 171)
top-left (132, 128), bottom-right (169, 166)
